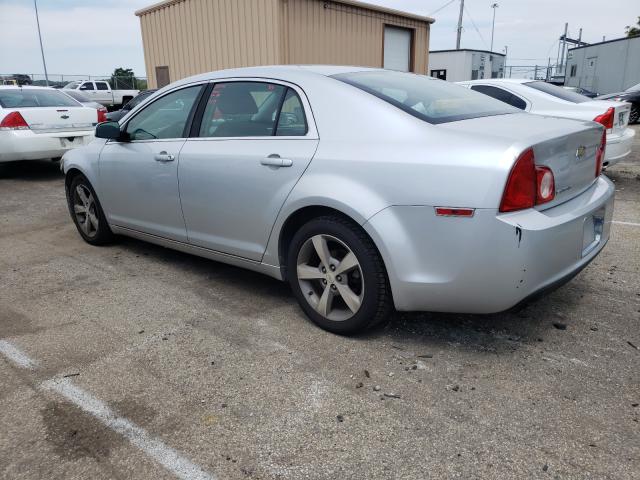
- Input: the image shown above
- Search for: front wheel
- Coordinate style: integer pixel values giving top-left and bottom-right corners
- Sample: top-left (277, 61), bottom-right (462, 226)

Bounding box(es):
top-left (67, 174), bottom-right (114, 245)
top-left (287, 215), bottom-right (392, 335)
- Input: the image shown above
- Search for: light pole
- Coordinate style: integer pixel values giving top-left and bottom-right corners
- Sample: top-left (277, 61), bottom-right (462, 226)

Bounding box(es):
top-left (34, 0), bottom-right (49, 86)
top-left (490, 3), bottom-right (498, 52)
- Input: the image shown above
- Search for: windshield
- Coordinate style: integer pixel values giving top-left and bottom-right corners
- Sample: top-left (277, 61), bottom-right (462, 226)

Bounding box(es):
top-left (64, 90), bottom-right (90, 102)
top-left (332, 71), bottom-right (516, 124)
top-left (524, 81), bottom-right (590, 103)
top-left (63, 81), bottom-right (82, 89)
top-left (0, 88), bottom-right (81, 108)
top-left (626, 82), bottom-right (640, 92)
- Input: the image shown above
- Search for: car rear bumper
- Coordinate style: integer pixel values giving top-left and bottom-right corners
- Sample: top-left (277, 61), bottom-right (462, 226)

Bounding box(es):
top-left (364, 176), bottom-right (615, 313)
top-left (0, 129), bottom-right (95, 163)
top-left (604, 127), bottom-right (635, 166)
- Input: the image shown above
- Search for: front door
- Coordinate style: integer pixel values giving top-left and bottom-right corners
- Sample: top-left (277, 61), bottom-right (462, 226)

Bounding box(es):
top-left (98, 84), bottom-right (204, 241)
top-left (178, 81), bottom-right (319, 261)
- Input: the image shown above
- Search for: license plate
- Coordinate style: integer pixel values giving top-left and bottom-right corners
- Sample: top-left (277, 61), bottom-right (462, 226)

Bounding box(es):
top-left (582, 208), bottom-right (605, 257)
top-left (60, 137), bottom-right (82, 148)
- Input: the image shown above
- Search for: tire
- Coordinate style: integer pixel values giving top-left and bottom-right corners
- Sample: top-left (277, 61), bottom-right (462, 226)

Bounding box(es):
top-left (286, 215), bottom-right (392, 335)
top-left (67, 174), bottom-right (114, 245)
top-left (630, 105), bottom-right (639, 125)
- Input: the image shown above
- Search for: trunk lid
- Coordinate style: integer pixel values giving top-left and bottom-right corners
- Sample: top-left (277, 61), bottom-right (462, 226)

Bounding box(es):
top-left (19, 106), bottom-right (97, 133)
top-left (440, 113), bottom-right (603, 209)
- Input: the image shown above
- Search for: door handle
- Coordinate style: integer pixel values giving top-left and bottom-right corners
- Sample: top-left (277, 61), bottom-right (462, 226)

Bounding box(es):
top-left (154, 151), bottom-right (175, 162)
top-left (261, 154), bottom-right (293, 167)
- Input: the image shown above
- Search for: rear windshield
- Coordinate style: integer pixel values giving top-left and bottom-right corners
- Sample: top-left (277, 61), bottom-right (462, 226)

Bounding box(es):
top-left (64, 90), bottom-right (90, 102)
top-left (332, 70), bottom-right (516, 124)
top-left (0, 89), bottom-right (81, 108)
top-left (523, 81), bottom-right (590, 103)
top-left (626, 82), bottom-right (640, 92)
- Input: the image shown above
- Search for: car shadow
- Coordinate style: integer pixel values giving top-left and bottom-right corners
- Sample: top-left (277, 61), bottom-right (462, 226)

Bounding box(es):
top-left (0, 160), bottom-right (63, 181)
top-left (110, 232), bottom-right (581, 356)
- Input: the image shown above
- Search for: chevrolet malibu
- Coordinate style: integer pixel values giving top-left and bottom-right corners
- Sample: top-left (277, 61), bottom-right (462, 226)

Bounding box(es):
top-left (62, 66), bottom-right (614, 334)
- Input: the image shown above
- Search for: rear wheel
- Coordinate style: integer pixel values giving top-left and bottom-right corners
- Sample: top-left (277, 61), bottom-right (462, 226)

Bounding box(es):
top-left (287, 215), bottom-right (392, 335)
top-left (67, 174), bottom-right (114, 245)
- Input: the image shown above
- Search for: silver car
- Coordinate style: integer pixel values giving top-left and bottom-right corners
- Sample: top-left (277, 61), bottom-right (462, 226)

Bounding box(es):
top-left (62, 66), bottom-right (614, 334)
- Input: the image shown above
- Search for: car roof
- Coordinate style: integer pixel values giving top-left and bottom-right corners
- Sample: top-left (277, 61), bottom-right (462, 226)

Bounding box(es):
top-left (171, 65), bottom-right (386, 88)
top-left (459, 78), bottom-right (532, 85)
top-left (0, 85), bottom-right (60, 90)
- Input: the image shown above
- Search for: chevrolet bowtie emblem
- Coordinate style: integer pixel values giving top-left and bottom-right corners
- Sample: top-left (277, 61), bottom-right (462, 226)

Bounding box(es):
top-left (575, 145), bottom-right (586, 160)
top-left (60, 114), bottom-right (70, 119)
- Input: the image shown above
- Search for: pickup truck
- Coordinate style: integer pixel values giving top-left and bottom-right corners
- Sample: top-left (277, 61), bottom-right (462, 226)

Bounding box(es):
top-left (62, 80), bottom-right (139, 108)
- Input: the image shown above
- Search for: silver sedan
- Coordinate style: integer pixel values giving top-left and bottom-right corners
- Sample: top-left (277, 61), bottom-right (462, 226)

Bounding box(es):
top-left (62, 66), bottom-right (614, 334)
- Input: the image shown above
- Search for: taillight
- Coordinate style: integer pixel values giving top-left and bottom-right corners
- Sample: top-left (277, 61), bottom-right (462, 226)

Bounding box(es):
top-left (499, 148), bottom-right (556, 213)
top-left (595, 129), bottom-right (606, 177)
top-left (535, 166), bottom-right (555, 205)
top-left (97, 108), bottom-right (107, 123)
top-left (593, 107), bottom-right (614, 131)
top-left (0, 111), bottom-right (29, 130)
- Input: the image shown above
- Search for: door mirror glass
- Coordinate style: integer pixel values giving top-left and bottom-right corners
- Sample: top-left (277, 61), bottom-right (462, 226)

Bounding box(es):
top-left (95, 121), bottom-right (122, 140)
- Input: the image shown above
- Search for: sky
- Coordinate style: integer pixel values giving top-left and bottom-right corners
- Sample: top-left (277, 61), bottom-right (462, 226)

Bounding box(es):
top-left (0, 0), bottom-right (637, 80)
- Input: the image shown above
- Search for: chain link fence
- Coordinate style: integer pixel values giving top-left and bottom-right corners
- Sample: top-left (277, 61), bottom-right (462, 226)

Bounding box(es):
top-left (0, 74), bottom-right (148, 90)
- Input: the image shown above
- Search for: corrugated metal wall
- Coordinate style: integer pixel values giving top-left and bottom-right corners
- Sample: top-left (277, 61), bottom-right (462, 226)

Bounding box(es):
top-left (138, 0), bottom-right (430, 88)
top-left (140, 0), bottom-right (281, 88)
top-left (281, 0), bottom-right (429, 73)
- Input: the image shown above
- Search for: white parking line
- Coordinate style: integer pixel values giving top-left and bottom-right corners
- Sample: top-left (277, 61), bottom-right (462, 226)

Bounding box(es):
top-left (612, 220), bottom-right (640, 227)
top-left (0, 340), bottom-right (37, 369)
top-left (0, 340), bottom-right (215, 480)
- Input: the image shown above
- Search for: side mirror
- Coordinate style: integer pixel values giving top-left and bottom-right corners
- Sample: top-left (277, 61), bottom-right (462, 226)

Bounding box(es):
top-left (95, 121), bottom-right (125, 141)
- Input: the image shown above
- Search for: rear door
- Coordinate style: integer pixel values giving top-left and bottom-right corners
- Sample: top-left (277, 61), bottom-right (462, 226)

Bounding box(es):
top-left (94, 81), bottom-right (113, 104)
top-left (178, 80), bottom-right (319, 261)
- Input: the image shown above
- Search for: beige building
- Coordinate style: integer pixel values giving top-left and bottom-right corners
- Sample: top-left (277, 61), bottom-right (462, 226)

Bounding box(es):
top-left (136, 0), bottom-right (434, 88)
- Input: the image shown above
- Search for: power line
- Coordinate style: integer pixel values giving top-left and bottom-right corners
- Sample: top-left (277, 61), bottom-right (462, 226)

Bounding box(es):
top-left (427, 0), bottom-right (456, 17)
top-left (463, 3), bottom-right (489, 49)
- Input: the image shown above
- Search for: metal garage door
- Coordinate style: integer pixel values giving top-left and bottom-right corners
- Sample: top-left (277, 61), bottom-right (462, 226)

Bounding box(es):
top-left (383, 26), bottom-right (412, 72)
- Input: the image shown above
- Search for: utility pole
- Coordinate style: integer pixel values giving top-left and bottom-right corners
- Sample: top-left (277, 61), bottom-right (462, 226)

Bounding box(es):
top-left (559, 22), bottom-right (568, 75)
top-left (34, 0), bottom-right (49, 86)
top-left (456, 0), bottom-right (465, 49)
top-left (490, 3), bottom-right (498, 52)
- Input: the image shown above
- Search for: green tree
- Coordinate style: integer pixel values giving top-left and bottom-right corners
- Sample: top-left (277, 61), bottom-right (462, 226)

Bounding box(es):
top-left (110, 67), bottom-right (135, 89)
top-left (625, 17), bottom-right (640, 37)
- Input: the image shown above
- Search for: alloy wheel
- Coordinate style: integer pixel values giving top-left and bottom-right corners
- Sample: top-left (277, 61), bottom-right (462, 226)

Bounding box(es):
top-left (73, 184), bottom-right (99, 238)
top-left (296, 234), bottom-right (364, 322)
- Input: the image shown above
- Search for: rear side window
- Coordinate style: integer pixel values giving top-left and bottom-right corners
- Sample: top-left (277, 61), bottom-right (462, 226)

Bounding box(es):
top-left (96, 82), bottom-right (109, 91)
top-left (0, 89), bottom-right (81, 108)
top-left (276, 89), bottom-right (307, 136)
top-left (198, 82), bottom-right (286, 137)
top-left (523, 81), bottom-right (589, 103)
top-left (470, 85), bottom-right (527, 110)
top-left (333, 70), bottom-right (516, 124)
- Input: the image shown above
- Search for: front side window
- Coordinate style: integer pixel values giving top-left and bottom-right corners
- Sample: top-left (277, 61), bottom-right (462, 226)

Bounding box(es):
top-left (470, 85), bottom-right (527, 110)
top-left (523, 81), bottom-right (589, 103)
top-left (79, 82), bottom-right (95, 91)
top-left (96, 82), bottom-right (109, 91)
top-left (0, 89), bottom-right (81, 108)
top-left (333, 70), bottom-right (516, 124)
top-left (125, 85), bottom-right (202, 141)
top-left (198, 82), bottom-right (286, 137)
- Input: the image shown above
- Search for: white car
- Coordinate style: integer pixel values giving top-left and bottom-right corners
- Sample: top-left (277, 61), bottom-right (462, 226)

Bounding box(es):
top-left (457, 79), bottom-right (635, 167)
top-left (62, 80), bottom-right (139, 108)
top-left (0, 86), bottom-right (100, 163)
